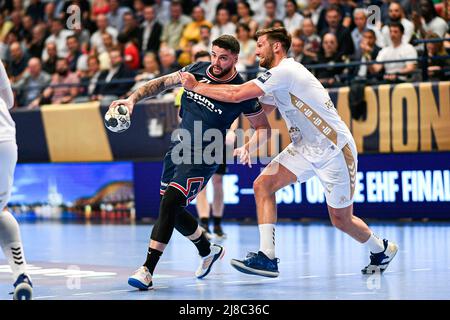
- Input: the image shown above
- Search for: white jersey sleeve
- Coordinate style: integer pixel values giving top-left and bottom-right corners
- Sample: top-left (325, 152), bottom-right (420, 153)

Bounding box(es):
top-left (252, 66), bottom-right (291, 95)
top-left (258, 93), bottom-right (276, 106)
top-left (0, 61), bottom-right (14, 109)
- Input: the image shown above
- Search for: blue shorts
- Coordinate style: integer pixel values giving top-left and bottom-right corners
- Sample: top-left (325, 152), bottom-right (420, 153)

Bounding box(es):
top-left (160, 143), bottom-right (219, 205)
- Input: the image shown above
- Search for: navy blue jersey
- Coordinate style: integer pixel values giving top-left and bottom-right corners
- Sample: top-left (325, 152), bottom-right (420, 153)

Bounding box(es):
top-left (178, 62), bottom-right (262, 149)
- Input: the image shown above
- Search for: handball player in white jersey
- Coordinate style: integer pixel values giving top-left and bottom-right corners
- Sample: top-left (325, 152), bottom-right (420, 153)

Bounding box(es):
top-left (0, 60), bottom-right (32, 299)
top-left (181, 27), bottom-right (398, 277)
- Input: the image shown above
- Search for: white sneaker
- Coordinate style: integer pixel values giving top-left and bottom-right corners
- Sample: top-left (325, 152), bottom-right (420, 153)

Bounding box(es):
top-left (361, 239), bottom-right (398, 274)
top-left (195, 244), bottom-right (225, 279)
top-left (128, 266), bottom-right (153, 290)
top-left (13, 273), bottom-right (33, 300)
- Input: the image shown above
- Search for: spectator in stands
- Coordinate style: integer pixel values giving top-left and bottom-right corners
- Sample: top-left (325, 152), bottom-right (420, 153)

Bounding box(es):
top-left (302, 0), bottom-right (324, 27)
top-left (192, 25), bottom-right (213, 56)
top-left (133, 0), bottom-right (145, 24)
top-left (93, 48), bottom-right (135, 101)
top-left (91, 0), bottom-right (110, 20)
top-left (423, 32), bottom-right (450, 80)
top-left (211, 8), bottom-right (236, 40)
top-left (138, 6), bottom-right (162, 56)
top-left (412, 0), bottom-right (449, 39)
top-left (43, 1), bottom-right (56, 24)
top-left (269, 19), bottom-right (285, 29)
top-left (217, 0), bottom-right (238, 20)
top-left (26, 24), bottom-right (47, 59)
top-left (290, 36), bottom-right (315, 65)
top-left (179, 6), bottom-right (213, 52)
top-left (42, 42), bottom-right (58, 75)
top-left (25, 0), bottom-right (45, 24)
top-left (21, 15), bottom-right (34, 44)
top-left (43, 19), bottom-right (74, 61)
top-left (371, 22), bottom-right (418, 82)
top-left (160, 0), bottom-right (192, 51)
top-left (107, 0), bottom-right (131, 32)
top-left (78, 55), bottom-right (102, 100)
top-left (236, 23), bottom-right (257, 79)
top-left (66, 35), bottom-right (82, 73)
top-left (41, 57), bottom-right (79, 104)
top-left (298, 17), bottom-right (321, 62)
top-left (352, 29), bottom-right (382, 80)
top-left (237, 1), bottom-right (259, 38)
top-left (117, 33), bottom-right (140, 71)
top-left (153, 0), bottom-right (171, 26)
top-left (379, 2), bottom-right (414, 48)
top-left (200, 0), bottom-right (221, 24)
top-left (98, 33), bottom-right (115, 71)
top-left (320, 5), bottom-right (354, 57)
top-left (283, 0), bottom-right (304, 36)
top-left (0, 13), bottom-right (13, 43)
top-left (90, 14), bottom-right (118, 55)
top-left (9, 11), bottom-right (24, 41)
top-left (7, 42), bottom-right (29, 84)
top-left (261, 0), bottom-right (277, 29)
top-left (352, 8), bottom-right (372, 59)
top-left (129, 52), bottom-right (161, 94)
top-left (316, 33), bottom-right (348, 87)
top-left (121, 12), bottom-right (140, 44)
top-left (158, 46), bottom-right (181, 76)
top-left (13, 57), bottom-right (50, 108)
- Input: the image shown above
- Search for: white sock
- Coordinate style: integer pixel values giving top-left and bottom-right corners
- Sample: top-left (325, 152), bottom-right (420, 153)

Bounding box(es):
top-left (364, 233), bottom-right (385, 254)
top-left (258, 224), bottom-right (276, 259)
top-left (0, 211), bottom-right (28, 280)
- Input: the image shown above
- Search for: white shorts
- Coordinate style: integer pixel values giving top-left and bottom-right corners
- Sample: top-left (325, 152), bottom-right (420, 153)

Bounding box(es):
top-left (272, 141), bottom-right (358, 209)
top-left (0, 140), bottom-right (17, 209)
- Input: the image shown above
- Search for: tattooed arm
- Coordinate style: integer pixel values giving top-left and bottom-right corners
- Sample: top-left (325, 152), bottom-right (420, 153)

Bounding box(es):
top-left (108, 71), bottom-right (182, 114)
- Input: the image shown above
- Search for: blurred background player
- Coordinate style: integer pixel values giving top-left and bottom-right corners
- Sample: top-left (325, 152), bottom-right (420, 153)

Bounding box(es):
top-left (0, 59), bottom-right (32, 300)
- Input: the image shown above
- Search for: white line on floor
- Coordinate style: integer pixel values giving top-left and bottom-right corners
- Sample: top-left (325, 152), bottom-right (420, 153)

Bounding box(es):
top-left (223, 279), bottom-right (278, 284)
top-left (298, 275), bottom-right (320, 279)
top-left (72, 292), bottom-right (95, 296)
top-left (349, 292), bottom-right (377, 295)
top-left (34, 295), bottom-right (58, 299)
top-left (185, 283), bottom-right (207, 287)
top-left (335, 273), bottom-right (358, 276)
top-left (411, 268), bottom-right (431, 272)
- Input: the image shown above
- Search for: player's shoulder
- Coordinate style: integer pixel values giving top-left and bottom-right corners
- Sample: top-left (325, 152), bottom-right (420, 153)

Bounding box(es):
top-left (181, 61), bottom-right (210, 73)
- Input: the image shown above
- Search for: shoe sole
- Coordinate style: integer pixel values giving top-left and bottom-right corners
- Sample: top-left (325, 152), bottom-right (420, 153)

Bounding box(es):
top-left (362, 244), bottom-right (399, 275)
top-left (13, 283), bottom-right (33, 300)
top-left (128, 278), bottom-right (153, 291)
top-left (196, 246), bottom-right (225, 279)
top-left (230, 259), bottom-right (279, 278)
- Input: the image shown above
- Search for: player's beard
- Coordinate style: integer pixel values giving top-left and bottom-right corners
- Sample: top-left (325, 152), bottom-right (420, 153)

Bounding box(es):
top-left (210, 65), bottom-right (232, 78)
top-left (259, 50), bottom-right (274, 69)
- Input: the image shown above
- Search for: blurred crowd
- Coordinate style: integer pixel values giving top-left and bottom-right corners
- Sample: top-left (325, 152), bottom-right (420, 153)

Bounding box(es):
top-left (0, 0), bottom-right (448, 108)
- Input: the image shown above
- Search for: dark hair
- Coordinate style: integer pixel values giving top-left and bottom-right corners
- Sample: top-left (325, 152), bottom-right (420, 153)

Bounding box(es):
top-left (212, 35), bottom-right (240, 54)
top-left (238, 0), bottom-right (254, 17)
top-left (269, 19), bottom-right (285, 28)
top-left (326, 4), bottom-right (342, 16)
top-left (88, 55), bottom-right (100, 64)
top-left (363, 29), bottom-right (376, 38)
top-left (286, 0), bottom-right (298, 10)
top-left (194, 50), bottom-right (211, 61)
top-left (264, 0), bottom-right (276, 6)
top-left (256, 27), bottom-right (292, 53)
top-left (389, 21), bottom-right (404, 34)
top-left (66, 35), bottom-right (79, 42)
top-left (236, 22), bottom-right (251, 33)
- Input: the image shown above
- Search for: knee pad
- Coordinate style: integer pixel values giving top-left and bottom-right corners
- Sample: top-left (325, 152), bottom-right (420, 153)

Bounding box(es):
top-left (151, 186), bottom-right (186, 244)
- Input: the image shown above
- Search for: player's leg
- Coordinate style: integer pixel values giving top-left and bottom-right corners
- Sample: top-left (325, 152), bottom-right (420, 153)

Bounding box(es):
top-left (195, 186), bottom-right (212, 238)
top-left (0, 141), bottom-right (32, 300)
top-left (318, 142), bottom-right (398, 274)
top-left (172, 164), bottom-right (224, 278)
top-left (230, 145), bottom-right (310, 277)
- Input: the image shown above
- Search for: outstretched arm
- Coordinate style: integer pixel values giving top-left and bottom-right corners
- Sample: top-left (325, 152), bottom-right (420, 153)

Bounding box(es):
top-left (181, 72), bottom-right (264, 103)
top-left (109, 71), bottom-right (182, 114)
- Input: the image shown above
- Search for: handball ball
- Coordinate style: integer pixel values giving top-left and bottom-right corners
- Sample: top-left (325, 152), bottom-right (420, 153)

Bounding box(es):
top-left (104, 105), bottom-right (131, 133)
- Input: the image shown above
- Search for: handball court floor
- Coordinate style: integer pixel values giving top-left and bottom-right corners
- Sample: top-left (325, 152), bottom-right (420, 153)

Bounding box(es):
top-left (0, 221), bottom-right (449, 300)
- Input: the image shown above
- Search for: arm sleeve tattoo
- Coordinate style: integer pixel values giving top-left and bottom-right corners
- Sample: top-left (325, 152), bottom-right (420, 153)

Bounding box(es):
top-left (130, 71), bottom-right (181, 104)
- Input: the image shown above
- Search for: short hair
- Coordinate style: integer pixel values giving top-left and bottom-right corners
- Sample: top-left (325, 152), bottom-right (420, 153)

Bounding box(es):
top-left (286, 0), bottom-right (298, 10)
top-left (363, 29), bottom-right (376, 38)
top-left (67, 35), bottom-right (79, 42)
top-left (326, 5), bottom-right (342, 16)
top-left (236, 22), bottom-right (251, 33)
top-left (264, 0), bottom-right (276, 6)
top-left (389, 21), bottom-right (404, 34)
top-left (212, 35), bottom-right (240, 54)
top-left (88, 55), bottom-right (100, 64)
top-left (255, 27), bottom-right (292, 53)
top-left (194, 50), bottom-right (211, 61)
top-left (353, 8), bottom-right (367, 18)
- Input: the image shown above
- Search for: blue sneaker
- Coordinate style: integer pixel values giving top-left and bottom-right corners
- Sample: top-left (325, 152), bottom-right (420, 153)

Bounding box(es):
top-left (361, 239), bottom-right (398, 274)
top-left (230, 251), bottom-right (279, 278)
top-left (13, 273), bottom-right (33, 300)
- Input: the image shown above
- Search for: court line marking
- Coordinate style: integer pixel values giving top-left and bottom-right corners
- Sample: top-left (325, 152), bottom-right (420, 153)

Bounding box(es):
top-left (34, 295), bottom-right (58, 299)
top-left (185, 283), bottom-right (207, 287)
top-left (411, 268), bottom-right (432, 272)
top-left (298, 275), bottom-right (320, 279)
top-left (335, 273), bottom-right (358, 276)
top-left (223, 279), bottom-right (279, 284)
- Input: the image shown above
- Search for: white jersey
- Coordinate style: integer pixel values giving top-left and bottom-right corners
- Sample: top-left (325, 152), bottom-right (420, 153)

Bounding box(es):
top-left (0, 60), bottom-right (16, 143)
top-left (253, 57), bottom-right (353, 163)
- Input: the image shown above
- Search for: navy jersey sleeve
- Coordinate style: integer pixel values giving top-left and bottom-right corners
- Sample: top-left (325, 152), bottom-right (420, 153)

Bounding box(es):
top-left (241, 98), bottom-right (264, 118)
top-left (181, 62), bottom-right (209, 73)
